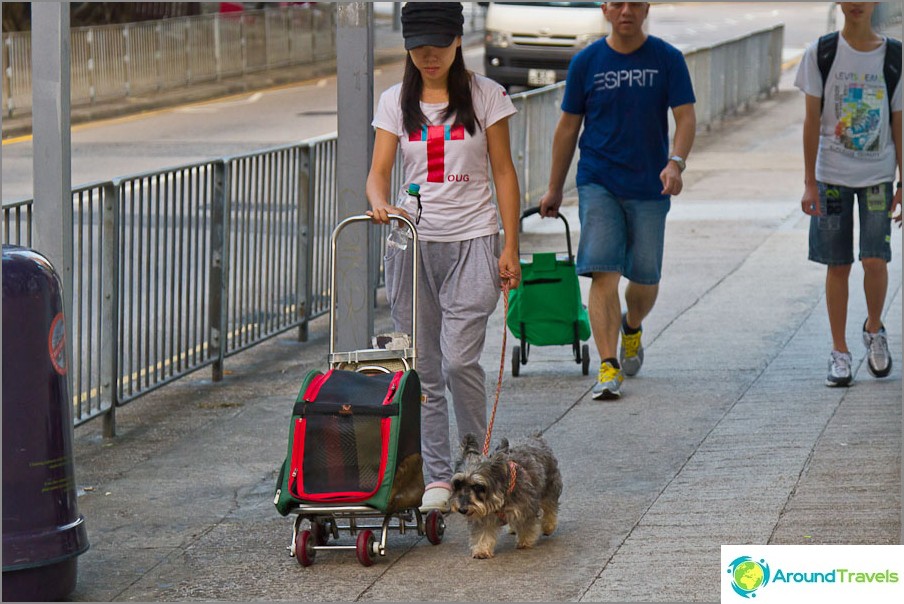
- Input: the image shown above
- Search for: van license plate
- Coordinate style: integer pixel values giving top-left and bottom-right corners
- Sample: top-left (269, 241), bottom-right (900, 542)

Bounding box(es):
top-left (527, 69), bottom-right (556, 86)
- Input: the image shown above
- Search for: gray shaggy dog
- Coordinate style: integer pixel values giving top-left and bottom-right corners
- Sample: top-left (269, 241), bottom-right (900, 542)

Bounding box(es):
top-left (450, 432), bottom-right (563, 559)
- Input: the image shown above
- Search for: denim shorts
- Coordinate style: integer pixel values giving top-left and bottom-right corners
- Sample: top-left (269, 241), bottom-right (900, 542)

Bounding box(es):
top-left (576, 183), bottom-right (670, 284)
top-left (809, 182), bottom-right (893, 266)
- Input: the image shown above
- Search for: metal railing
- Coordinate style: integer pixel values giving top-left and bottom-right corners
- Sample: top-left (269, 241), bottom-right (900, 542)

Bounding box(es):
top-left (1, 26), bottom-right (782, 432)
top-left (2, 5), bottom-right (337, 117)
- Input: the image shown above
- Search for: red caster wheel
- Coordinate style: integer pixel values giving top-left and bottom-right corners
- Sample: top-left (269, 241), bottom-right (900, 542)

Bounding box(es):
top-left (295, 529), bottom-right (315, 567)
top-left (356, 529), bottom-right (377, 567)
top-left (425, 510), bottom-right (445, 545)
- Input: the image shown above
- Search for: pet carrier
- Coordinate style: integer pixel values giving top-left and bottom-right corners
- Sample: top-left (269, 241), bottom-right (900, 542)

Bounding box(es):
top-left (507, 207), bottom-right (591, 376)
top-left (273, 214), bottom-right (444, 568)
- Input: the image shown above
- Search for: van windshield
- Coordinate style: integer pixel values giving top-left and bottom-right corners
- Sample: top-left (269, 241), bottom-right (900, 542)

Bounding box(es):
top-left (495, 2), bottom-right (601, 7)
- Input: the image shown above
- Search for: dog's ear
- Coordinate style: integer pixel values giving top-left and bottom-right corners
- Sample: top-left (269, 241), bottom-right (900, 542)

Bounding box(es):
top-left (493, 438), bottom-right (510, 454)
top-left (460, 433), bottom-right (482, 458)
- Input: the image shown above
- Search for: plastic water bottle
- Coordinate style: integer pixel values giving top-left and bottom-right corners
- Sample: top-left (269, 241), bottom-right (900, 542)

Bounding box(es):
top-left (386, 183), bottom-right (420, 251)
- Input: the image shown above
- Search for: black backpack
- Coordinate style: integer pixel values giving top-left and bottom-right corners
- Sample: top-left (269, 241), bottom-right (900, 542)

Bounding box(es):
top-left (816, 31), bottom-right (902, 121)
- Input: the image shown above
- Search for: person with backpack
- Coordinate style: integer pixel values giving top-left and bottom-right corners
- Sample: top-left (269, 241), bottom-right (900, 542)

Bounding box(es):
top-left (795, 2), bottom-right (902, 387)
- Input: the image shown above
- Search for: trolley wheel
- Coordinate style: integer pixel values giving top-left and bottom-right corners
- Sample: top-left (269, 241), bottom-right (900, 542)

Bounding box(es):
top-left (312, 520), bottom-right (329, 546)
top-left (296, 529), bottom-right (315, 567)
top-left (425, 510), bottom-right (445, 545)
top-left (356, 529), bottom-right (376, 567)
top-left (581, 344), bottom-right (590, 376)
top-left (512, 346), bottom-right (521, 377)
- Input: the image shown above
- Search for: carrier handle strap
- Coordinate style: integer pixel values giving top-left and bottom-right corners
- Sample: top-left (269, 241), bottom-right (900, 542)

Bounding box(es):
top-left (483, 284), bottom-right (510, 457)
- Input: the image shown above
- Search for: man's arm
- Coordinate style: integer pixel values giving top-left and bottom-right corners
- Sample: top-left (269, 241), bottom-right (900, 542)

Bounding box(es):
top-left (539, 111), bottom-right (583, 217)
top-left (801, 94), bottom-right (822, 216)
top-left (660, 102), bottom-right (696, 196)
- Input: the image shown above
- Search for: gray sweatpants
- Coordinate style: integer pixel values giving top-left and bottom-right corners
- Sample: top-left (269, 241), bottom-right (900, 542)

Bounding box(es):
top-left (384, 234), bottom-right (500, 484)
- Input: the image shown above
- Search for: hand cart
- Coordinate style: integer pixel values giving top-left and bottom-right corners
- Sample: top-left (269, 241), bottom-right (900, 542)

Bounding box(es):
top-left (507, 207), bottom-right (591, 377)
top-left (284, 214), bottom-right (445, 567)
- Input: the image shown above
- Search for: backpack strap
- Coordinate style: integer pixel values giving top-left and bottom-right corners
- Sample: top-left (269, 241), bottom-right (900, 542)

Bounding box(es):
top-left (817, 31), bottom-right (840, 116)
top-left (884, 37), bottom-right (902, 120)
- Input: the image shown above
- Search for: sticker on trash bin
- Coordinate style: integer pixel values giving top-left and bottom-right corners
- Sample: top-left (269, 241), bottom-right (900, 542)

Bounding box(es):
top-left (48, 313), bottom-right (67, 375)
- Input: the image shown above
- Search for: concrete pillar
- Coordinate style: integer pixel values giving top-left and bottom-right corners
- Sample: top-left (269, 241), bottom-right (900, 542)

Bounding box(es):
top-left (30, 2), bottom-right (73, 385)
top-left (334, 3), bottom-right (375, 353)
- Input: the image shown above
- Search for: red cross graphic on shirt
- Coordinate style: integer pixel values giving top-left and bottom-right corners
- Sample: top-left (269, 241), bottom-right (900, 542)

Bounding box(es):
top-left (409, 125), bottom-right (465, 183)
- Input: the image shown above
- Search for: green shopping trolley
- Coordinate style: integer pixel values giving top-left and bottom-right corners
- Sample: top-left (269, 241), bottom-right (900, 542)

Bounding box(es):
top-left (507, 207), bottom-right (591, 377)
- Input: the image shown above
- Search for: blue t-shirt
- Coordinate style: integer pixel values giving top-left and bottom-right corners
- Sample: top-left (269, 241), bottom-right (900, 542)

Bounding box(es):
top-left (562, 35), bottom-right (696, 200)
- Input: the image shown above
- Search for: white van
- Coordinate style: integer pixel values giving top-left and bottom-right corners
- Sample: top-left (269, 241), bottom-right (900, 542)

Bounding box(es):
top-left (483, 2), bottom-right (608, 88)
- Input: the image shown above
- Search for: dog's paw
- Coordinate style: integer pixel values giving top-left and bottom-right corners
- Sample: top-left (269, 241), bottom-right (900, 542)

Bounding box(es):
top-left (516, 538), bottom-right (538, 550)
top-left (471, 549), bottom-right (495, 559)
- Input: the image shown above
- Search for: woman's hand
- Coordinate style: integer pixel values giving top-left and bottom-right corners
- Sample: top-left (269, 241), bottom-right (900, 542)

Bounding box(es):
top-left (366, 205), bottom-right (412, 225)
top-left (498, 246), bottom-right (521, 291)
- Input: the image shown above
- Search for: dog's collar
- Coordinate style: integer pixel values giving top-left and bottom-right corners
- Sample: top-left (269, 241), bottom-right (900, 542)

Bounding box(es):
top-left (507, 461), bottom-right (518, 494)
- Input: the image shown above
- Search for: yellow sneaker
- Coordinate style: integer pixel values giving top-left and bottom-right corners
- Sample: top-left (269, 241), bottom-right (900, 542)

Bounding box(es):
top-left (591, 361), bottom-right (623, 400)
top-left (619, 314), bottom-right (644, 377)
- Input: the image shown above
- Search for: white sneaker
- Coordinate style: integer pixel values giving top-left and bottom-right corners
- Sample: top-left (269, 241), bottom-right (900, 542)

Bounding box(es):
top-left (825, 350), bottom-right (853, 387)
top-left (419, 483), bottom-right (451, 513)
top-left (862, 321), bottom-right (892, 378)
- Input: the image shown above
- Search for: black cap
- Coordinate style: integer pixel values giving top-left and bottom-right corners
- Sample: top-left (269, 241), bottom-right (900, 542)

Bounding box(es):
top-left (401, 2), bottom-right (464, 50)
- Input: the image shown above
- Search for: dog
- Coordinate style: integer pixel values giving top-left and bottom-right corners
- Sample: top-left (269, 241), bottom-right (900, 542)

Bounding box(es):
top-left (449, 432), bottom-right (562, 559)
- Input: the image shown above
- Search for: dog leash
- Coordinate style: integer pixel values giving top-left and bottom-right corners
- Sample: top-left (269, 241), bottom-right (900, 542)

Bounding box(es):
top-left (483, 283), bottom-right (510, 457)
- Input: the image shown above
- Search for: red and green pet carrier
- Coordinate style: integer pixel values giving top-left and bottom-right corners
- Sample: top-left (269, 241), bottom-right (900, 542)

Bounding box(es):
top-left (274, 368), bottom-right (424, 515)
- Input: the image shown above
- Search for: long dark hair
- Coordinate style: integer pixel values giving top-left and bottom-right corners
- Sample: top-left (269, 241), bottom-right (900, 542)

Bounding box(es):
top-left (400, 47), bottom-right (480, 136)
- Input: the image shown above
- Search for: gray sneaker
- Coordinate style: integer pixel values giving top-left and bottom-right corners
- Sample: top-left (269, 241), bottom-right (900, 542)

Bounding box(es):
top-left (619, 313), bottom-right (644, 377)
top-left (591, 361), bottom-right (624, 400)
top-left (826, 350), bottom-right (853, 387)
top-left (862, 321), bottom-right (892, 378)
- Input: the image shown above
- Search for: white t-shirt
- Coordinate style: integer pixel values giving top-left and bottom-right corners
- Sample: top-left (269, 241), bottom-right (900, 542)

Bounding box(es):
top-left (372, 73), bottom-right (517, 242)
top-left (794, 34), bottom-right (902, 187)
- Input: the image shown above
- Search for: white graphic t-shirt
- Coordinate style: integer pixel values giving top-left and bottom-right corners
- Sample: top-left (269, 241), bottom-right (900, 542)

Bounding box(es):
top-left (372, 73), bottom-right (517, 242)
top-left (795, 34), bottom-right (902, 187)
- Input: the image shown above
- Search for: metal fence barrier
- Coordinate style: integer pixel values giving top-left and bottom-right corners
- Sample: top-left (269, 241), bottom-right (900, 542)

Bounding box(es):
top-left (1, 26), bottom-right (782, 433)
top-left (2, 5), bottom-right (337, 117)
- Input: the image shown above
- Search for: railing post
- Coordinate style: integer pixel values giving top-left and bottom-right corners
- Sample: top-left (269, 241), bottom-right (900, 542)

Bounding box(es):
top-left (209, 161), bottom-right (228, 381)
top-left (101, 181), bottom-right (120, 438)
top-left (86, 28), bottom-right (96, 104)
top-left (297, 146), bottom-right (311, 342)
top-left (123, 26), bottom-right (132, 97)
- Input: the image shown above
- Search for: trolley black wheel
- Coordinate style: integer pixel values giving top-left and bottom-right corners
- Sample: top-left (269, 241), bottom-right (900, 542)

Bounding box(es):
top-left (356, 529), bottom-right (376, 567)
top-left (512, 346), bottom-right (521, 377)
top-left (296, 529), bottom-right (315, 567)
top-left (425, 510), bottom-right (445, 545)
top-left (581, 344), bottom-right (591, 375)
top-left (312, 520), bottom-right (328, 546)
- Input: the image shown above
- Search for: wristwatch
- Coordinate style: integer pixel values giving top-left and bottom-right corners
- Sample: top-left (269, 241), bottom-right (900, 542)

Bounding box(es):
top-left (669, 155), bottom-right (686, 172)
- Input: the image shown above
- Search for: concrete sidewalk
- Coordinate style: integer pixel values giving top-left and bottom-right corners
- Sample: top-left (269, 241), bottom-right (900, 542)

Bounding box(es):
top-left (66, 71), bottom-right (901, 601)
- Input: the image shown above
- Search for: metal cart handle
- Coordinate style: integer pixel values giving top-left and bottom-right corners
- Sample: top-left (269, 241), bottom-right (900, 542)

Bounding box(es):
top-left (329, 214), bottom-right (418, 360)
top-left (519, 206), bottom-right (574, 263)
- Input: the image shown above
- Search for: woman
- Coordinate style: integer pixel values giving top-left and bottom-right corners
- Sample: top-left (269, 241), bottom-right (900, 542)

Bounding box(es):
top-left (365, 2), bottom-right (522, 512)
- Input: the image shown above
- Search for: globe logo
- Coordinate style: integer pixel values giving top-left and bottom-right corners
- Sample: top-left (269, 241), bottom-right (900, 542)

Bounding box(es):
top-left (726, 556), bottom-right (771, 598)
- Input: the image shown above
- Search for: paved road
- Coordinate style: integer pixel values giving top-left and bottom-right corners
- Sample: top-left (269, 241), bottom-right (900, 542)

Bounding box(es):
top-left (65, 64), bottom-right (901, 601)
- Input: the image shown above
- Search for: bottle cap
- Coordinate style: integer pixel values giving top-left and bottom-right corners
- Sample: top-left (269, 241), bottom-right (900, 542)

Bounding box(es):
top-left (407, 183), bottom-right (421, 194)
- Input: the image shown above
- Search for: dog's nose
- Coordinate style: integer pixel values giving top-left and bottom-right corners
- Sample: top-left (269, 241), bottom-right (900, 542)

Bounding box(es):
top-left (457, 505), bottom-right (468, 515)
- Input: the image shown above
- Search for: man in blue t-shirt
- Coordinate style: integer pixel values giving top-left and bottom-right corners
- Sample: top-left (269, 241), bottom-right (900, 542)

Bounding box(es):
top-left (540, 2), bottom-right (696, 400)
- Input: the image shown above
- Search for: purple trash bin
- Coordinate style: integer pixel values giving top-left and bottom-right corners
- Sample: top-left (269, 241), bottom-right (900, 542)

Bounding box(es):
top-left (2, 245), bottom-right (89, 601)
